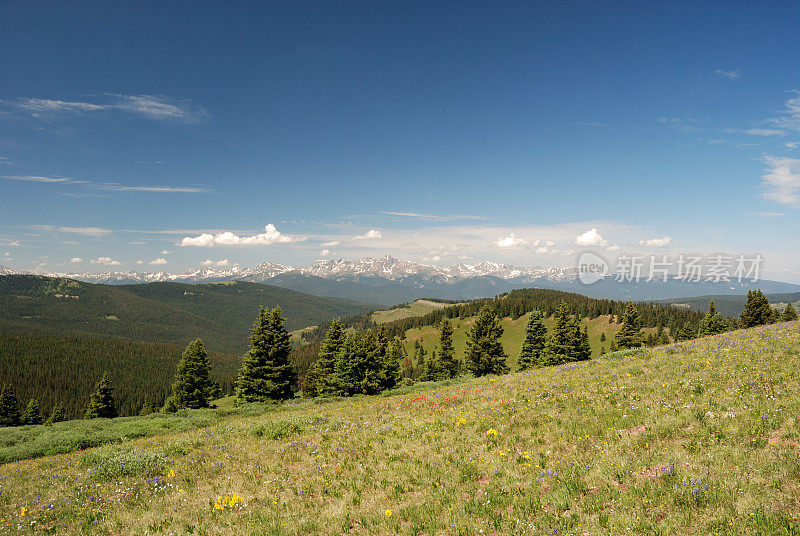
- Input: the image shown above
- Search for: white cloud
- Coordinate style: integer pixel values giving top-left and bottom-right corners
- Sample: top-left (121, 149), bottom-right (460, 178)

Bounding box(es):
top-left (574, 228), bottom-right (608, 247)
top-left (353, 229), bottom-right (382, 240)
top-left (535, 246), bottom-right (548, 254)
top-left (495, 233), bottom-right (526, 249)
top-left (180, 223), bottom-right (305, 247)
top-left (380, 211), bottom-right (486, 221)
top-left (319, 249), bottom-right (332, 257)
top-left (149, 258), bottom-right (168, 265)
top-left (0, 157), bottom-right (10, 165)
top-left (136, 260), bottom-right (144, 265)
top-left (2, 174), bottom-right (206, 194)
top-left (4, 94), bottom-right (206, 124)
top-left (69, 257), bottom-right (82, 263)
top-left (201, 259), bottom-right (230, 266)
top-left (320, 240), bottom-right (341, 247)
top-left (746, 128), bottom-right (786, 136)
top-left (57, 226), bottom-right (113, 237)
top-left (97, 183), bottom-right (208, 193)
top-left (161, 250), bottom-right (171, 255)
top-left (90, 257), bottom-right (121, 266)
top-left (3, 175), bottom-right (76, 183)
top-left (786, 142), bottom-right (799, 149)
top-left (606, 244), bottom-right (621, 251)
top-left (714, 69), bottom-right (740, 80)
top-left (761, 156), bottom-right (800, 206)
top-left (638, 237), bottom-right (672, 247)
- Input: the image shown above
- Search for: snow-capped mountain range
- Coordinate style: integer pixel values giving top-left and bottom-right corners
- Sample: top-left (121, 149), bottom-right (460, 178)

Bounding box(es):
top-left (0, 256), bottom-right (579, 285)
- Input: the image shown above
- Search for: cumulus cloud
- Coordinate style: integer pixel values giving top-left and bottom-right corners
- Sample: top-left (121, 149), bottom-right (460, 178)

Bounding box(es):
top-left (201, 259), bottom-right (230, 266)
top-left (319, 249), bottom-right (332, 257)
top-left (495, 234), bottom-right (526, 249)
top-left (180, 224), bottom-right (305, 247)
top-left (606, 244), bottom-right (621, 252)
top-left (149, 258), bottom-right (167, 265)
top-left (638, 237), bottom-right (672, 247)
top-left (136, 260), bottom-right (144, 265)
top-left (353, 229), bottom-right (382, 240)
top-left (321, 240), bottom-right (341, 247)
top-left (70, 257), bottom-right (82, 263)
top-left (761, 156), bottom-right (800, 206)
top-left (90, 257), bottom-right (121, 266)
top-left (574, 228), bottom-right (608, 247)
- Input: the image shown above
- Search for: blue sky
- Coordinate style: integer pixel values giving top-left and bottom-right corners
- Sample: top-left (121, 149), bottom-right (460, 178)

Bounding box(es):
top-left (2, 1), bottom-right (800, 281)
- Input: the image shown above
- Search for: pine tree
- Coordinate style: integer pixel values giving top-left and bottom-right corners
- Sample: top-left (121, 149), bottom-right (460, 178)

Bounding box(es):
top-left (235, 307), bottom-right (296, 402)
top-left (380, 339), bottom-right (403, 391)
top-left (677, 322), bottom-right (695, 341)
top-left (332, 332), bottom-right (383, 396)
top-left (170, 339), bottom-right (217, 409)
top-left (740, 290), bottom-right (773, 328)
top-left (22, 399), bottom-right (44, 425)
top-left (0, 387), bottom-right (21, 427)
top-left (545, 302), bottom-right (575, 365)
top-left (300, 363), bottom-right (321, 398)
top-left (413, 342), bottom-right (427, 379)
top-left (599, 332), bottom-right (607, 343)
top-left (139, 396), bottom-right (156, 416)
top-left (615, 303), bottom-right (643, 349)
top-left (84, 374), bottom-right (118, 419)
top-left (47, 403), bottom-right (65, 424)
top-left (698, 300), bottom-right (726, 336)
top-left (315, 319), bottom-right (346, 397)
top-left (464, 306), bottom-right (509, 376)
top-left (420, 348), bottom-right (437, 381)
top-left (781, 303), bottom-right (798, 322)
top-left (435, 318), bottom-right (459, 379)
top-left (576, 325), bottom-right (592, 360)
top-left (517, 311), bottom-right (547, 370)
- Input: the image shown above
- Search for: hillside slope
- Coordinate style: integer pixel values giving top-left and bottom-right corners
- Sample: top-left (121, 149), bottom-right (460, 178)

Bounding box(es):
top-left (0, 275), bottom-right (379, 353)
top-left (2, 321), bottom-right (799, 535)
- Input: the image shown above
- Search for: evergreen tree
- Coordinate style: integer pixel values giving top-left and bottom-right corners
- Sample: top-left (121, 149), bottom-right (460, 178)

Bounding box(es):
top-left (576, 325), bottom-right (592, 360)
top-left (609, 340), bottom-right (618, 352)
top-left (170, 339), bottom-right (217, 409)
top-left (740, 290), bottom-right (773, 328)
top-left (677, 322), bottom-right (696, 341)
top-left (47, 403), bottom-right (65, 424)
top-left (615, 303), bottom-right (643, 349)
top-left (413, 342), bottom-right (427, 379)
top-left (599, 332), bottom-right (606, 343)
top-left (300, 363), bottom-right (321, 398)
top-left (435, 319), bottom-right (459, 379)
top-left (139, 396), bottom-right (156, 416)
top-left (0, 387), bottom-right (21, 427)
top-left (517, 311), bottom-right (547, 370)
top-left (22, 399), bottom-right (44, 425)
top-left (315, 319), bottom-right (346, 397)
top-left (464, 306), bottom-right (509, 376)
top-left (332, 332), bottom-right (383, 395)
top-left (781, 302), bottom-right (798, 321)
top-left (698, 300), bottom-right (727, 336)
top-left (380, 339), bottom-right (403, 391)
top-left (545, 302), bottom-right (576, 364)
top-left (235, 307), bottom-right (296, 403)
top-left (420, 348), bottom-right (438, 381)
top-left (84, 374), bottom-right (118, 419)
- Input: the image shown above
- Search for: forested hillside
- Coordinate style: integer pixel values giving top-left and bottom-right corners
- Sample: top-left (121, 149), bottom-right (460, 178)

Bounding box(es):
top-left (0, 332), bottom-right (241, 419)
top-left (0, 275), bottom-right (379, 354)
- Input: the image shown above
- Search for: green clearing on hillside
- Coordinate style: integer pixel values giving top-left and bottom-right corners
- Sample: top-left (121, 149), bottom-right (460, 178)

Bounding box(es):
top-left (2, 321), bottom-right (799, 535)
top-left (371, 299), bottom-right (462, 324)
top-left (401, 311), bottom-right (658, 364)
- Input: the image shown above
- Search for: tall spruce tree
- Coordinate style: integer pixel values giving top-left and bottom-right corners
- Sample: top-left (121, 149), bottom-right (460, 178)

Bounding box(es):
top-left (332, 332), bottom-right (383, 396)
top-left (235, 307), bottom-right (296, 402)
top-left (517, 311), bottom-right (547, 370)
top-left (464, 306), bottom-right (509, 376)
top-left (170, 339), bottom-right (217, 409)
top-left (380, 339), bottom-right (403, 391)
top-left (139, 396), bottom-right (156, 416)
top-left (314, 319), bottom-right (346, 397)
top-left (435, 318), bottom-right (459, 379)
top-left (47, 403), bottom-right (65, 424)
top-left (576, 325), bottom-right (592, 361)
top-left (420, 348), bottom-right (438, 381)
top-left (545, 302), bottom-right (575, 365)
top-left (781, 303), bottom-right (798, 321)
top-left (0, 387), bottom-right (21, 427)
top-left (615, 303), bottom-right (643, 349)
top-left (676, 322), bottom-right (695, 342)
top-left (413, 341), bottom-right (427, 379)
top-left (740, 290), bottom-right (773, 328)
top-left (22, 399), bottom-right (44, 425)
top-left (698, 300), bottom-right (726, 336)
top-left (84, 374), bottom-right (118, 419)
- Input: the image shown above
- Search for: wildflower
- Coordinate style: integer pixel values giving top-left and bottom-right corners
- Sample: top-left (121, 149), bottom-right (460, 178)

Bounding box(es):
top-left (486, 428), bottom-right (498, 437)
top-left (20, 507), bottom-right (27, 517)
top-left (385, 508), bottom-right (392, 518)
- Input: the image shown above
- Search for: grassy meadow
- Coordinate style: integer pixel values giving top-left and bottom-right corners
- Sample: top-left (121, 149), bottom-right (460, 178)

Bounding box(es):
top-left (2, 321), bottom-right (800, 535)
top-left (401, 311), bottom-right (658, 363)
top-left (372, 300), bottom-right (462, 325)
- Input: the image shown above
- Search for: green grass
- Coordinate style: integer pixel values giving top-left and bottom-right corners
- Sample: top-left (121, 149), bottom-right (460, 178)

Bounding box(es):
top-left (402, 312), bottom-right (658, 365)
top-left (2, 321), bottom-right (800, 535)
top-left (371, 300), bottom-right (463, 324)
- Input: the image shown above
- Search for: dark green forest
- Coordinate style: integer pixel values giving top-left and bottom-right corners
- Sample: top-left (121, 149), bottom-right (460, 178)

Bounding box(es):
top-left (0, 332), bottom-right (241, 419)
top-left (0, 275), bottom-right (380, 354)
